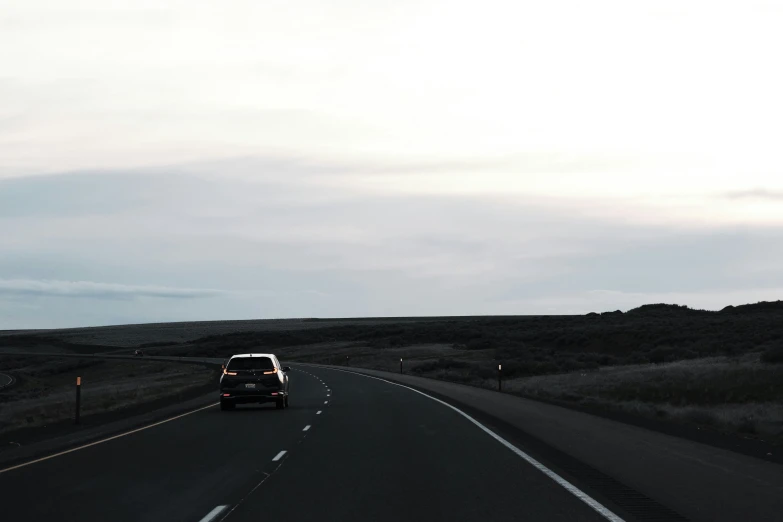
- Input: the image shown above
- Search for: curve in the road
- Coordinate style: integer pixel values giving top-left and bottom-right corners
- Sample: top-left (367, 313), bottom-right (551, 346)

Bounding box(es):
top-left (222, 366), bottom-right (612, 522)
top-left (318, 366), bottom-right (623, 522)
top-left (3, 353), bottom-right (778, 522)
top-left (0, 363), bottom-right (619, 522)
top-left (0, 372), bottom-right (14, 390)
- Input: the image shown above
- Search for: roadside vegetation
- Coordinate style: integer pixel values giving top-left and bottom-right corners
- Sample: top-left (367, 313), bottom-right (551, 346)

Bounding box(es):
top-left (504, 356), bottom-right (783, 442)
top-left (0, 356), bottom-right (216, 434)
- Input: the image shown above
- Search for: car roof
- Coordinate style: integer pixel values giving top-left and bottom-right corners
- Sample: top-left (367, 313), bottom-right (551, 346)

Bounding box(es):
top-left (229, 353), bottom-right (276, 359)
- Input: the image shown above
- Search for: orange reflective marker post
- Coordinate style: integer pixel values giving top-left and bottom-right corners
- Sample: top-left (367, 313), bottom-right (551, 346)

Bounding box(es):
top-left (400, 358), bottom-right (403, 374)
top-left (498, 364), bottom-right (502, 392)
top-left (75, 376), bottom-right (82, 425)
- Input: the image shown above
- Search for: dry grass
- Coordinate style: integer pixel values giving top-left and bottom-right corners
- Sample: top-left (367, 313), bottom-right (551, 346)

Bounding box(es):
top-left (505, 356), bottom-right (783, 442)
top-left (276, 342), bottom-right (464, 372)
top-left (1, 320), bottom-right (329, 348)
top-left (0, 357), bottom-right (215, 434)
top-left (0, 318), bottom-right (439, 348)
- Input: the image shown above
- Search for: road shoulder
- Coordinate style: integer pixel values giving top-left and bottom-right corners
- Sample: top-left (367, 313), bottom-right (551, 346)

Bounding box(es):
top-left (0, 386), bottom-right (218, 472)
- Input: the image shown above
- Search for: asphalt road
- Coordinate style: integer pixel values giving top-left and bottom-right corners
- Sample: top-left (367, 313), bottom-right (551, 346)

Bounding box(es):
top-left (0, 365), bottom-right (612, 522)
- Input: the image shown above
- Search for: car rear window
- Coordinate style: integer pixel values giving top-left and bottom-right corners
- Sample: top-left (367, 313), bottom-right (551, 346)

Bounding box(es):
top-left (227, 357), bottom-right (275, 371)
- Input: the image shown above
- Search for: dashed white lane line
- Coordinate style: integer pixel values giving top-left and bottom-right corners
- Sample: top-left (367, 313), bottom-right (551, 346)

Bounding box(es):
top-left (317, 410), bottom-right (322, 415)
top-left (324, 400), bottom-right (329, 404)
top-left (303, 425), bottom-right (311, 432)
top-left (199, 505), bottom-right (229, 522)
top-left (272, 450), bottom-right (287, 462)
top-left (307, 365), bottom-right (625, 522)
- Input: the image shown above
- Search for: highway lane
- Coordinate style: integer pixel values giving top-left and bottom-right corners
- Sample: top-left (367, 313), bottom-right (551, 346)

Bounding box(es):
top-left (0, 367), bottom-right (325, 522)
top-left (198, 366), bottom-right (612, 522)
top-left (336, 366), bottom-right (783, 522)
top-left (0, 364), bottom-right (615, 522)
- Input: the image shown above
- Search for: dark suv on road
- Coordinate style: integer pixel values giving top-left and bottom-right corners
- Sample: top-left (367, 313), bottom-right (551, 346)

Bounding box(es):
top-left (219, 354), bottom-right (290, 411)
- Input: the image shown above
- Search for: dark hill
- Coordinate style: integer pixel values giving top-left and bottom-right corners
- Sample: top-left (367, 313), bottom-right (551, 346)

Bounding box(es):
top-left (626, 304), bottom-right (709, 316)
top-left (721, 301), bottom-right (783, 314)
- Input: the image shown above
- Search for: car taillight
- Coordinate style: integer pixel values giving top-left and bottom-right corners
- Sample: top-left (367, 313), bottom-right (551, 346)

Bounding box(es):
top-left (223, 369), bottom-right (237, 376)
top-left (263, 368), bottom-right (278, 375)
top-left (222, 393), bottom-right (231, 397)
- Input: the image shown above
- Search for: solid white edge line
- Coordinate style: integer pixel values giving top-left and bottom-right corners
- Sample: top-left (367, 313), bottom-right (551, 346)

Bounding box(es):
top-left (312, 366), bottom-right (625, 522)
top-left (0, 402), bottom-right (219, 475)
top-left (272, 450), bottom-right (287, 461)
top-left (303, 425), bottom-right (311, 432)
top-left (199, 505), bottom-right (229, 522)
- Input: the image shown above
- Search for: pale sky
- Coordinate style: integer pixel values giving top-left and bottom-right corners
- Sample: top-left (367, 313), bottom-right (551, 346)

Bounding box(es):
top-left (1, 1), bottom-right (782, 328)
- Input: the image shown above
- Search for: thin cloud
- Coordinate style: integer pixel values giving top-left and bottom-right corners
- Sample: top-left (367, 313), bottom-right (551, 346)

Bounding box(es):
top-left (723, 189), bottom-right (783, 201)
top-left (0, 279), bottom-right (222, 300)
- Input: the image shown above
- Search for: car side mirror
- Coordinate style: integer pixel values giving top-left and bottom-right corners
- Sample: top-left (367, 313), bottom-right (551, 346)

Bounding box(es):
top-left (282, 366), bottom-right (291, 372)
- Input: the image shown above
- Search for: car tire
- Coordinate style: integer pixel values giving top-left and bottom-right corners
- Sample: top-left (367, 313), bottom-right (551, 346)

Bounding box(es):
top-left (220, 399), bottom-right (234, 411)
top-left (284, 396), bottom-right (289, 408)
top-left (275, 398), bottom-right (285, 410)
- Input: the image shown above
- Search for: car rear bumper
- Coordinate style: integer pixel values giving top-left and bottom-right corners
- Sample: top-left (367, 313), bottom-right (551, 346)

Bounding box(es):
top-left (220, 389), bottom-right (286, 404)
